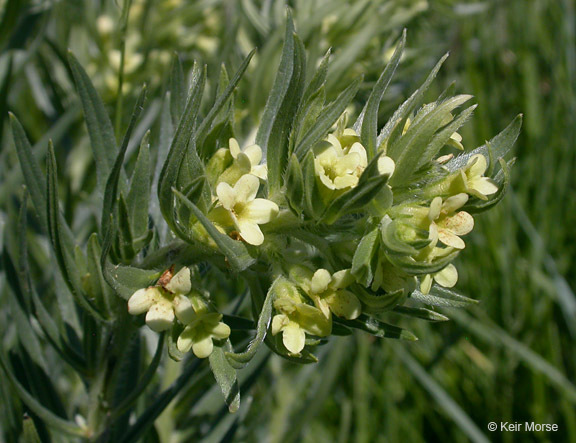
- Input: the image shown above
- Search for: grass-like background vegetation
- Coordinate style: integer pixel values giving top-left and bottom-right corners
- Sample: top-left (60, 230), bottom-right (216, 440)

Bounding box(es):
top-left (1, 0), bottom-right (574, 441)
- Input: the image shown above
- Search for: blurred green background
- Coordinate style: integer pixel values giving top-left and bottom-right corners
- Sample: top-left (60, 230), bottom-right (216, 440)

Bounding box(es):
top-left (1, 0), bottom-right (574, 441)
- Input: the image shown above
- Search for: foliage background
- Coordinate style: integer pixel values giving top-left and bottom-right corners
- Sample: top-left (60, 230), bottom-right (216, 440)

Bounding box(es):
top-left (0, 0), bottom-right (574, 442)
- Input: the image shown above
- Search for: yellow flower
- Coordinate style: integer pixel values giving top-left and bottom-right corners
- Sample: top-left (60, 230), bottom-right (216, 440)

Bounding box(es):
top-left (215, 174), bottom-right (279, 246)
top-left (177, 309), bottom-right (231, 358)
top-left (127, 267), bottom-right (193, 332)
top-left (427, 193), bottom-right (474, 249)
top-left (290, 266), bottom-right (362, 320)
top-left (419, 263), bottom-right (458, 294)
top-left (271, 282), bottom-right (331, 355)
top-left (457, 154), bottom-right (498, 200)
top-left (228, 138), bottom-right (267, 180)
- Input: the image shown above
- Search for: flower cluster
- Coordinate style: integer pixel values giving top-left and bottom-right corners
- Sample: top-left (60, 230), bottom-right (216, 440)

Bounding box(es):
top-left (128, 267), bottom-right (230, 359)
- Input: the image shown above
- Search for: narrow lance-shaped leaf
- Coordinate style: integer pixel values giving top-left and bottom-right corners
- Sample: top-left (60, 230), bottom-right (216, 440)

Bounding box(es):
top-left (127, 131), bottom-right (151, 241)
top-left (335, 314), bottom-right (418, 341)
top-left (209, 345), bottom-right (241, 413)
top-left (46, 143), bottom-right (105, 321)
top-left (357, 29), bottom-right (406, 158)
top-left (256, 12), bottom-right (295, 157)
top-left (196, 49), bottom-right (256, 159)
top-left (158, 63), bottom-right (205, 232)
top-left (68, 51), bottom-right (118, 195)
top-left (294, 75), bottom-right (363, 159)
top-left (226, 276), bottom-right (277, 365)
top-left (378, 53), bottom-right (449, 149)
top-left (169, 53), bottom-right (186, 125)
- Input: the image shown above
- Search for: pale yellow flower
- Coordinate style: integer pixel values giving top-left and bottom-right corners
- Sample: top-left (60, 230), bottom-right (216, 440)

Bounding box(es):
top-left (457, 154), bottom-right (498, 200)
top-left (228, 138), bottom-right (267, 180)
top-left (127, 267), bottom-right (193, 332)
top-left (419, 263), bottom-right (458, 294)
top-left (290, 266), bottom-right (361, 320)
top-left (428, 194), bottom-right (474, 249)
top-left (177, 310), bottom-right (231, 358)
top-left (271, 285), bottom-right (331, 355)
top-left (216, 174), bottom-right (279, 246)
top-left (314, 133), bottom-right (368, 190)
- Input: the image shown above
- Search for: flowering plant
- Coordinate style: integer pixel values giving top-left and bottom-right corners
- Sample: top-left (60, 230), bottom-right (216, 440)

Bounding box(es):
top-left (2, 11), bottom-right (521, 441)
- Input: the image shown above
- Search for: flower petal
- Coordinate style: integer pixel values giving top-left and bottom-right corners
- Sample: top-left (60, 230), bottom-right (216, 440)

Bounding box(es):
top-left (420, 274), bottom-right (433, 294)
top-left (468, 154), bottom-right (487, 176)
top-left (234, 174), bottom-right (259, 203)
top-left (310, 269), bottom-right (331, 294)
top-left (442, 193), bottom-right (468, 213)
top-left (216, 182), bottom-right (236, 210)
top-left (282, 322), bottom-right (306, 354)
top-left (271, 314), bottom-right (289, 335)
top-left (377, 156), bottom-right (395, 176)
top-left (211, 322), bottom-right (231, 340)
top-left (228, 138), bottom-right (241, 159)
top-left (236, 220), bottom-right (264, 245)
top-left (442, 211), bottom-right (474, 236)
top-left (243, 144), bottom-right (262, 165)
top-left (128, 288), bottom-right (155, 315)
top-left (176, 326), bottom-right (194, 353)
top-left (242, 199), bottom-right (279, 224)
top-left (145, 301), bottom-right (175, 332)
top-left (333, 174), bottom-right (358, 189)
top-left (331, 269), bottom-right (354, 289)
top-left (251, 164), bottom-right (268, 180)
top-left (472, 177), bottom-right (499, 196)
top-left (438, 229), bottom-right (466, 249)
top-left (428, 197), bottom-right (442, 221)
top-left (165, 267), bottom-right (191, 294)
top-left (326, 290), bottom-right (361, 320)
top-left (173, 294), bottom-right (195, 324)
top-left (192, 335), bottom-right (214, 359)
top-left (434, 264), bottom-right (458, 288)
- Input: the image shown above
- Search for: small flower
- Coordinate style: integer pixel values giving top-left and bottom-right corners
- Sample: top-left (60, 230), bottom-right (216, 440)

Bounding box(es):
top-left (216, 174), bottom-right (279, 246)
top-left (419, 263), bottom-right (458, 294)
top-left (427, 193), bottom-right (474, 250)
top-left (128, 267), bottom-right (193, 332)
top-left (271, 284), bottom-right (331, 355)
top-left (228, 138), bottom-right (267, 180)
top-left (314, 132), bottom-right (368, 190)
top-left (457, 154), bottom-right (498, 200)
top-left (290, 266), bottom-right (362, 320)
top-left (177, 308), bottom-right (231, 358)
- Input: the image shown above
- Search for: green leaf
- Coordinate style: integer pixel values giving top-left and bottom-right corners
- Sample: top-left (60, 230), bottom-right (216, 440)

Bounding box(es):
top-left (284, 154), bottom-right (305, 214)
top-left (351, 227), bottom-right (379, 286)
top-left (388, 95), bottom-right (473, 187)
top-left (225, 276), bottom-right (276, 366)
top-left (103, 263), bottom-right (160, 301)
top-left (68, 51), bottom-right (118, 195)
top-left (46, 143), bottom-right (105, 321)
top-left (302, 151), bottom-right (325, 219)
top-left (356, 286), bottom-right (407, 312)
top-left (410, 287), bottom-right (479, 308)
top-left (9, 114), bottom-right (48, 233)
top-left (22, 415), bottom-right (41, 443)
top-left (335, 314), bottom-right (418, 341)
top-left (357, 30), bottom-right (405, 158)
top-left (127, 131), bottom-right (151, 242)
top-left (256, 12), bottom-right (295, 166)
top-left (418, 104), bottom-right (477, 168)
top-left (169, 53), bottom-right (186, 125)
top-left (294, 75), bottom-right (363, 159)
top-left (446, 114), bottom-right (523, 173)
top-left (393, 305), bottom-right (450, 322)
top-left (86, 233), bottom-right (113, 315)
top-left (209, 345), bottom-right (240, 413)
top-left (0, 352), bottom-right (84, 437)
top-left (101, 85), bottom-right (147, 243)
top-left (378, 53), bottom-right (449, 149)
top-left (173, 189), bottom-right (255, 272)
top-left (197, 50), bottom-right (256, 159)
top-left (158, 62), bottom-right (205, 232)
